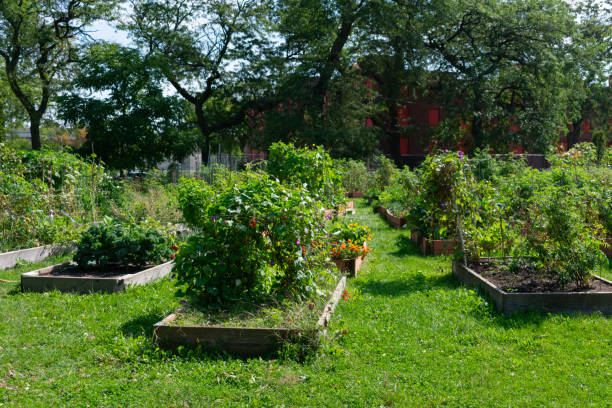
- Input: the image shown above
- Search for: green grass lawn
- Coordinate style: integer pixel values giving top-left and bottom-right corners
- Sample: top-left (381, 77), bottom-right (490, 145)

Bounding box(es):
top-left (1, 201), bottom-right (611, 407)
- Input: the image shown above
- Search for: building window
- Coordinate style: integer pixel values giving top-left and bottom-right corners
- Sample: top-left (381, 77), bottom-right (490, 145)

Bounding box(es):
top-left (400, 138), bottom-right (409, 156)
top-left (398, 106), bottom-right (410, 126)
top-left (428, 108), bottom-right (440, 126)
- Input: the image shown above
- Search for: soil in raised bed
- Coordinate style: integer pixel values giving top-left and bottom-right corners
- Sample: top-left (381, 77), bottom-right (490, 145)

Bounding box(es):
top-left (45, 263), bottom-right (150, 279)
top-left (469, 260), bottom-right (612, 293)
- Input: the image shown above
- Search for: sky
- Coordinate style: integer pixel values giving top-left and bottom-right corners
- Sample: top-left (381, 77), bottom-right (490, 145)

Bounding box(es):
top-left (87, 20), bottom-right (131, 45)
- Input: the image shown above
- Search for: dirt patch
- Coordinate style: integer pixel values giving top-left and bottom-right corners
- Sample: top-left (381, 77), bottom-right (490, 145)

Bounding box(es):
top-left (469, 260), bottom-right (612, 293)
top-left (46, 263), bottom-right (148, 279)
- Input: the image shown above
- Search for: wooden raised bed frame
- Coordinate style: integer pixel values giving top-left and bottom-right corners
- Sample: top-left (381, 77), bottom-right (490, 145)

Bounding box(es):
top-left (0, 243), bottom-right (74, 271)
top-left (153, 276), bottom-right (347, 357)
top-left (452, 259), bottom-right (612, 316)
top-left (334, 257), bottom-right (362, 277)
top-left (421, 238), bottom-right (456, 256)
top-left (21, 261), bottom-right (174, 293)
top-left (378, 206), bottom-right (407, 229)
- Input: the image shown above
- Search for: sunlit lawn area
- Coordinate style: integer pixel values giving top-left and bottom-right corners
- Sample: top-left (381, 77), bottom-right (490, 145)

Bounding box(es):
top-left (0, 199), bottom-right (610, 407)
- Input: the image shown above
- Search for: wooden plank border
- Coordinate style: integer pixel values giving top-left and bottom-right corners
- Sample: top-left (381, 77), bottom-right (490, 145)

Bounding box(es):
top-left (21, 261), bottom-right (174, 293)
top-left (0, 243), bottom-right (75, 271)
top-left (452, 259), bottom-right (612, 316)
top-left (153, 276), bottom-right (347, 357)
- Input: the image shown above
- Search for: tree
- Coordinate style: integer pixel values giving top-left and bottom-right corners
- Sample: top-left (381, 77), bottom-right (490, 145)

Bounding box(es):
top-left (252, 0), bottom-right (382, 158)
top-left (564, 0), bottom-right (611, 149)
top-left (355, 0), bottom-right (430, 162)
top-left (0, 70), bottom-right (27, 138)
top-left (0, 0), bottom-right (115, 150)
top-left (57, 43), bottom-right (197, 170)
top-left (414, 0), bottom-right (577, 153)
top-left (125, 0), bottom-right (280, 164)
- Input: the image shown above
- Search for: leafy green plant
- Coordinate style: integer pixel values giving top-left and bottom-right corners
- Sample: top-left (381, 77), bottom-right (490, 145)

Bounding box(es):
top-left (336, 159), bottom-right (369, 193)
top-left (378, 167), bottom-right (419, 217)
top-left (513, 186), bottom-right (606, 287)
top-left (74, 219), bottom-right (174, 269)
top-left (176, 178), bottom-right (215, 228)
top-left (408, 151), bottom-right (475, 241)
top-left (0, 145), bottom-right (128, 252)
top-left (266, 142), bottom-right (344, 207)
top-left (329, 222), bottom-right (372, 246)
top-left (173, 174), bottom-right (331, 306)
top-left (364, 154), bottom-right (397, 201)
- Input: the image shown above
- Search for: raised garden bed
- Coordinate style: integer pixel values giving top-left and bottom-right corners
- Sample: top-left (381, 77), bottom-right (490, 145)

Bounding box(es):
top-left (421, 238), bottom-right (456, 256)
top-left (153, 276), bottom-right (347, 357)
top-left (348, 191), bottom-right (364, 198)
top-left (0, 243), bottom-right (75, 271)
top-left (378, 206), bottom-right (406, 229)
top-left (21, 261), bottom-right (174, 293)
top-left (334, 257), bottom-right (362, 277)
top-left (452, 258), bottom-right (612, 316)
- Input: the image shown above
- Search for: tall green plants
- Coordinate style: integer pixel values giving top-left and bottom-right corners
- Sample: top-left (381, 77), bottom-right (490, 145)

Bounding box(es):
top-left (174, 173), bottom-right (331, 306)
top-left (266, 142), bottom-right (344, 207)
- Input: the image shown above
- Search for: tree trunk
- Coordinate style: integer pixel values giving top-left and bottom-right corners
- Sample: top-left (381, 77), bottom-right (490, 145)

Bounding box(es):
top-left (201, 135), bottom-right (211, 166)
top-left (471, 116), bottom-right (483, 151)
top-left (30, 115), bottom-right (42, 150)
top-left (193, 103), bottom-right (211, 165)
top-left (566, 118), bottom-right (583, 149)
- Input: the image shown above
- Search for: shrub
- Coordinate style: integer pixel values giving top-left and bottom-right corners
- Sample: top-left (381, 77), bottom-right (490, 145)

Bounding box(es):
top-left (266, 142), bottom-right (344, 207)
top-left (470, 149), bottom-right (528, 182)
top-left (337, 159), bottom-right (368, 193)
top-left (74, 219), bottom-right (173, 269)
top-left (173, 174), bottom-right (330, 306)
top-left (364, 154), bottom-right (396, 200)
top-left (546, 142), bottom-right (611, 167)
top-left (378, 167), bottom-right (419, 217)
top-left (111, 180), bottom-right (181, 225)
top-left (513, 186), bottom-right (606, 287)
top-left (176, 178), bottom-right (216, 228)
top-left (460, 151), bottom-right (609, 285)
top-left (408, 151), bottom-right (475, 240)
top-left (0, 171), bottom-right (82, 252)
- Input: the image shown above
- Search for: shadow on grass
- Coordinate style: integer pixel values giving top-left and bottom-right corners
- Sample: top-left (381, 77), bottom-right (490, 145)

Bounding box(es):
top-left (120, 312), bottom-right (167, 338)
top-left (356, 272), bottom-right (457, 297)
top-left (6, 285), bottom-right (22, 296)
top-left (391, 235), bottom-right (421, 257)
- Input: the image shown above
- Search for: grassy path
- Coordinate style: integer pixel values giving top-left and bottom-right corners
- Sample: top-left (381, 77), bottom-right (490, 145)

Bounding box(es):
top-left (0, 201), bottom-right (610, 407)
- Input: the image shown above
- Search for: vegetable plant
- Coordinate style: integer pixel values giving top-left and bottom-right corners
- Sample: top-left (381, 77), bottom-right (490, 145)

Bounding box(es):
top-left (173, 173), bottom-right (331, 306)
top-left (266, 142), bottom-right (344, 207)
top-left (74, 219), bottom-right (174, 269)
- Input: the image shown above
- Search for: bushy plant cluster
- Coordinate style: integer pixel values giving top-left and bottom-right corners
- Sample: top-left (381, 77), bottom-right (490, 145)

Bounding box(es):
top-left (266, 142), bottom-right (344, 207)
top-left (336, 159), bottom-right (369, 193)
top-left (173, 173), bottom-right (332, 306)
top-left (329, 222), bottom-right (372, 246)
top-left (375, 152), bottom-right (476, 240)
top-left (367, 143), bottom-right (610, 287)
top-left (0, 144), bottom-right (122, 252)
top-left (74, 219), bottom-right (174, 269)
top-left (364, 154), bottom-right (397, 202)
top-left (462, 145), bottom-right (610, 286)
top-left (377, 167), bottom-right (419, 217)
